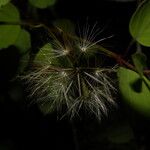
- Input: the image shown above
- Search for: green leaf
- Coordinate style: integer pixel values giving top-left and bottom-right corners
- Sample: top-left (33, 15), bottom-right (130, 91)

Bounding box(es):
top-left (34, 43), bottom-right (62, 66)
top-left (14, 29), bottom-right (31, 53)
top-left (34, 43), bottom-right (55, 65)
top-left (0, 3), bottom-right (21, 49)
top-left (53, 19), bottom-right (75, 35)
top-left (0, 25), bottom-right (21, 49)
top-left (18, 53), bottom-right (30, 73)
top-left (0, 0), bottom-right (11, 7)
top-left (38, 100), bottom-right (55, 115)
top-left (118, 67), bottom-right (150, 116)
top-left (8, 84), bottom-right (23, 102)
top-left (132, 52), bottom-right (147, 76)
top-left (107, 122), bottom-right (134, 144)
top-left (35, 43), bottom-right (73, 67)
top-left (0, 3), bottom-right (20, 22)
top-left (29, 0), bottom-right (56, 9)
top-left (129, 0), bottom-right (150, 46)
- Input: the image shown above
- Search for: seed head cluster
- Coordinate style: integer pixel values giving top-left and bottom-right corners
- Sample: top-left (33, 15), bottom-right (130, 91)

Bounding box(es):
top-left (21, 23), bottom-right (117, 120)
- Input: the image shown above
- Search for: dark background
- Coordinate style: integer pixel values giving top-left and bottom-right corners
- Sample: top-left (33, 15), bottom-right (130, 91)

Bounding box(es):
top-left (1, 0), bottom-right (150, 150)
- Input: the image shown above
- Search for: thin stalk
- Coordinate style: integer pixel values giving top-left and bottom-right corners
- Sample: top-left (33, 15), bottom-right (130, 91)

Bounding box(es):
top-left (70, 121), bottom-right (80, 150)
top-left (3, 21), bottom-right (150, 75)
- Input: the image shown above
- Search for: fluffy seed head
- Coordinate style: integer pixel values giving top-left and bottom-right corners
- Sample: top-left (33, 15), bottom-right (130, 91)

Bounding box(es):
top-left (20, 22), bottom-right (117, 120)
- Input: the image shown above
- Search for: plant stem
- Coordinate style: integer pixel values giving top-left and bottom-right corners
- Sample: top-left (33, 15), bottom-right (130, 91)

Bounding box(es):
top-left (4, 21), bottom-right (150, 75)
top-left (70, 121), bottom-right (80, 150)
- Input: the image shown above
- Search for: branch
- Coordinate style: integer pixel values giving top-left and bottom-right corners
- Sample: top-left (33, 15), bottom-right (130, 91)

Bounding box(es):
top-left (4, 21), bottom-right (150, 76)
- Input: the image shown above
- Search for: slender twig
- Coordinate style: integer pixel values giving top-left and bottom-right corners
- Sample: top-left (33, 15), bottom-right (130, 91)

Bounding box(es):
top-left (70, 121), bottom-right (80, 150)
top-left (123, 39), bottom-right (135, 58)
top-left (3, 21), bottom-right (150, 75)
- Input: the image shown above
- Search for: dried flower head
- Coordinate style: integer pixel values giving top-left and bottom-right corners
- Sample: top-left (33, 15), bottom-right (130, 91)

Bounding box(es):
top-left (21, 22), bottom-right (117, 120)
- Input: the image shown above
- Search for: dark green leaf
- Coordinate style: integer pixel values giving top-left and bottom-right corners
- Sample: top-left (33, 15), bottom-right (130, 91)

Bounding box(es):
top-left (129, 0), bottom-right (150, 46)
top-left (18, 53), bottom-right (30, 73)
top-left (0, 25), bottom-right (21, 48)
top-left (53, 19), bottom-right (75, 35)
top-left (0, 3), bottom-right (21, 49)
top-left (0, 3), bottom-right (20, 22)
top-left (38, 100), bottom-right (55, 115)
top-left (132, 52), bottom-right (147, 76)
top-left (107, 122), bottom-right (134, 144)
top-left (29, 0), bottom-right (56, 9)
top-left (14, 29), bottom-right (31, 53)
top-left (34, 43), bottom-right (55, 65)
top-left (35, 43), bottom-right (73, 67)
top-left (0, 0), bottom-right (11, 7)
top-left (118, 67), bottom-right (150, 116)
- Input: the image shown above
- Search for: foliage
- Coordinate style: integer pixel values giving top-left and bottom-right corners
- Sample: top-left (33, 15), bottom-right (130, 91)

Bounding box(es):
top-left (132, 51), bottom-right (147, 76)
top-left (0, 3), bottom-right (21, 49)
top-left (14, 29), bottom-right (31, 54)
top-left (129, 0), bottom-right (150, 46)
top-left (0, 0), bottom-right (11, 7)
top-left (118, 0), bottom-right (150, 116)
top-left (118, 67), bottom-right (150, 116)
top-left (29, 0), bottom-right (57, 9)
